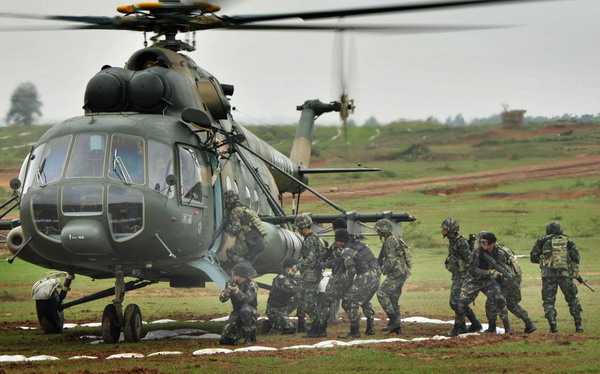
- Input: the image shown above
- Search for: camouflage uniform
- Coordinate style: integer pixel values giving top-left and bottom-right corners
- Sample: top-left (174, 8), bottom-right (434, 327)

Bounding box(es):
top-left (342, 238), bottom-right (381, 338)
top-left (219, 278), bottom-right (259, 345)
top-left (320, 241), bottom-right (354, 330)
top-left (456, 243), bottom-right (512, 334)
top-left (297, 227), bottom-right (327, 333)
top-left (484, 244), bottom-right (536, 333)
top-left (530, 222), bottom-right (583, 333)
top-left (442, 217), bottom-right (481, 335)
top-left (376, 232), bottom-right (412, 333)
top-left (225, 202), bottom-right (267, 264)
top-left (265, 270), bottom-right (300, 334)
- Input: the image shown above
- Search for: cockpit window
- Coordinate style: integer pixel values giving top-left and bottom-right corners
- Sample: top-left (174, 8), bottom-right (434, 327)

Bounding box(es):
top-left (32, 135), bottom-right (71, 188)
top-left (108, 185), bottom-right (144, 241)
top-left (31, 186), bottom-right (61, 241)
top-left (148, 140), bottom-right (174, 198)
top-left (109, 134), bottom-right (145, 185)
top-left (22, 144), bottom-right (46, 194)
top-left (178, 145), bottom-right (203, 206)
top-left (62, 184), bottom-right (103, 215)
top-left (66, 134), bottom-right (107, 178)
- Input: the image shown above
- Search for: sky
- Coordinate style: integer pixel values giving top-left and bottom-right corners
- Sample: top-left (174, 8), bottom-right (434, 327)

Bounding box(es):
top-left (0, 0), bottom-right (599, 126)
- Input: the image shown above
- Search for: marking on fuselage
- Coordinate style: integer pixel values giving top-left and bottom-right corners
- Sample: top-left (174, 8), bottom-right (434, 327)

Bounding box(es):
top-left (182, 214), bottom-right (193, 224)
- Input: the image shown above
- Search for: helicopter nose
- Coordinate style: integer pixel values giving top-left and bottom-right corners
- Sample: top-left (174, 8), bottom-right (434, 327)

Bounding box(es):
top-left (61, 219), bottom-right (113, 256)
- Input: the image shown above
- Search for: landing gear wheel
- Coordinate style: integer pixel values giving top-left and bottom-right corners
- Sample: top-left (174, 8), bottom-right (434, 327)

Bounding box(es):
top-left (102, 304), bottom-right (121, 344)
top-left (36, 290), bottom-right (64, 333)
top-left (123, 304), bottom-right (143, 342)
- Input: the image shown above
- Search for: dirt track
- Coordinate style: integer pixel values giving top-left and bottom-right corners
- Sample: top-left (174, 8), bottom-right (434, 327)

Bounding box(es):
top-left (295, 154), bottom-right (600, 204)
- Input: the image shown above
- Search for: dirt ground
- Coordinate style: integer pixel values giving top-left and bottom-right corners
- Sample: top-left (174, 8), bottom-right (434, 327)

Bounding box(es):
top-left (291, 154), bottom-right (600, 204)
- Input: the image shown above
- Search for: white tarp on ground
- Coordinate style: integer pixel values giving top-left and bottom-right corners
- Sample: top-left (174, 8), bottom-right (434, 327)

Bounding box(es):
top-left (2, 316), bottom-right (506, 362)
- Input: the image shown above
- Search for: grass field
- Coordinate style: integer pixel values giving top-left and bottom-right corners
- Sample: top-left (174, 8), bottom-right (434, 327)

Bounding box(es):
top-left (0, 121), bottom-right (599, 373)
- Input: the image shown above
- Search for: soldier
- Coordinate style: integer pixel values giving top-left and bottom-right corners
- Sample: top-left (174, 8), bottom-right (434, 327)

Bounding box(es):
top-left (441, 218), bottom-right (482, 336)
top-left (319, 218), bottom-right (355, 338)
top-left (295, 213), bottom-right (327, 338)
top-left (223, 190), bottom-right (267, 265)
top-left (480, 233), bottom-right (536, 334)
top-left (456, 232), bottom-right (513, 335)
top-left (335, 229), bottom-right (381, 339)
top-left (219, 262), bottom-right (259, 345)
top-left (530, 221), bottom-right (583, 333)
top-left (375, 219), bottom-right (412, 334)
top-left (264, 257), bottom-right (301, 335)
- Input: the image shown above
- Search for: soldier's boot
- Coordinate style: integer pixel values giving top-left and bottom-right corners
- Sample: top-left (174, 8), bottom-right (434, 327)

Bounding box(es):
top-left (523, 317), bottom-right (537, 334)
top-left (261, 320), bottom-right (273, 334)
top-left (466, 309), bottom-right (483, 333)
top-left (282, 326), bottom-right (297, 335)
top-left (339, 322), bottom-right (361, 339)
top-left (574, 316), bottom-right (584, 333)
top-left (297, 315), bottom-right (306, 333)
top-left (242, 330), bottom-right (256, 345)
top-left (548, 318), bottom-right (558, 333)
top-left (483, 320), bottom-right (497, 334)
top-left (219, 337), bottom-right (236, 346)
top-left (313, 320), bottom-right (328, 338)
top-left (303, 323), bottom-right (318, 338)
top-left (448, 321), bottom-right (468, 337)
top-left (502, 317), bottom-right (513, 335)
top-left (387, 315), bottom-right (402, 335)
top-left (365, 317), bottom-right (376, 336)
top-left (382, 314), bottom-right (396, 332)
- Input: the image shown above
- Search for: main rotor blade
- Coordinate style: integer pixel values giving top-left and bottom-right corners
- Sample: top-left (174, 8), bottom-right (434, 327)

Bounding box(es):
top-left (0, 12), bottom-right (115, 25)
top-left (221, 23), bottom-right (508, 33)
top-left (225, 0), bottom-right (549, 24)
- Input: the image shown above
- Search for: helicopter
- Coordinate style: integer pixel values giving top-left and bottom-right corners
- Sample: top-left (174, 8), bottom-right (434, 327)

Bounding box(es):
top-left (0, 0), bottom-right (542, 344)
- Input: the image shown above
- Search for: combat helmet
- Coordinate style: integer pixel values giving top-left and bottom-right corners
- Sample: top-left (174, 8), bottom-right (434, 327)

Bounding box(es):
top-left (224, 190), bottom-right (239, 204)
top-left (232, 262), bottom-right (257, 278)
top-left (335, 229), bottom-right (351, 243)
top-left (441, 218), bottom-right (460, 233)
top-left (546, 221), bottom-right (563, 235)
top-left (294, 214), bottom-right (312, 229)
top-left (375, 219), bottom-right (393, 234)
top-left (282, 257), bottom-right (299, 269)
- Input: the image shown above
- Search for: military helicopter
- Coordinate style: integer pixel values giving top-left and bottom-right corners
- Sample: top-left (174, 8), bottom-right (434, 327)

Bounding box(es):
top-left (0, 0), bottom-right (537, 344)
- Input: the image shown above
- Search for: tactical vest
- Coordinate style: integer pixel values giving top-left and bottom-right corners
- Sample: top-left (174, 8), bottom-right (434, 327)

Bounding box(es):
top-left (267, 276), bottom-right (294, 309)
top-left (349, 241), bottom-right (379, 275)
top-left (497, 244), bottom-right (523, 278)
top-left (238, 205), bottom-right (267, 236)
top-left (231, 280), bottom-right (258, 311)
top-left (542, 234), bottom-right (570, 269)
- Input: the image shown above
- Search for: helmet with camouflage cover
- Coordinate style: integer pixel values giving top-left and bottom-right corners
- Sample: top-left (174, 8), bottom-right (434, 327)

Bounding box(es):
top-left (232, 262), bottom-right (257, 278)
top-left (546, 221), bottom-right (563, 235)
top-left (224, 190), bottom-right (239, 204)
top-left (441, 218), bottom-right (460, 233)
top-left (375, 219), bottom-right (393, 234)
top-left (294, 214), bottom-right (312, 229)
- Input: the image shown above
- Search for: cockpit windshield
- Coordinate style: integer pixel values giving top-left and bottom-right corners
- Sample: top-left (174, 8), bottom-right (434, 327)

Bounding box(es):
top-left (109, 134), bottom-right (145, 185)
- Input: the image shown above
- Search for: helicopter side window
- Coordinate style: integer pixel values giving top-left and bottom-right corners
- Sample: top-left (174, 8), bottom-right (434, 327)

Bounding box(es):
top-left (178, 145), bottom-right (203, 206)
top-left (109, 134), bottom-right (145, 185)
top-left (31, 187), bottom-right (61, 241)
top-left (148, 140), bottom-right (174, 198)
top-left (66, 134), bottom-right (107, 178)
top-left (108, 185), bottom-right (144, 241)
top-left (32, 135), bottom-right (71, 188)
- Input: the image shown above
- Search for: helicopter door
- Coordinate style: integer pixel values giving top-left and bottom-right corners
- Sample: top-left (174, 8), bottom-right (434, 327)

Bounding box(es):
top-left (177, 145), bottom-right (214, 251)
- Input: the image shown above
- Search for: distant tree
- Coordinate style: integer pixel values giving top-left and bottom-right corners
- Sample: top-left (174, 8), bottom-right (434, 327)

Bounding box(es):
top-left (425, 116), bottom-right (440, 124)
top-left (5, 82), bottom-right (42, 125)
top-left (363, 116), bottom-right (380, 127)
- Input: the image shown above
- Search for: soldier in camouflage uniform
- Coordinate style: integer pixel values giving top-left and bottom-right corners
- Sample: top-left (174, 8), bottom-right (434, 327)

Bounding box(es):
top-left (264, 257), bottom-right (301, 335)
top-left (375, 219), bottom-right (412, 334)
top-left (335, 229), bottom-right (382, 339)
top-left (455, 232), bottom-right (512, 334)
top-left (295, 214), bottom-right (327, 338)
top-left (480, 232), bottom-right (536, 334)
top-left (530, 221), bottom-right (583, 333)
top-left (223, 190), bottom-right (268, 265)
top-left (441, 218), bottom-right (482, 336)
top-left (219, 263), bottom-right (259, 345)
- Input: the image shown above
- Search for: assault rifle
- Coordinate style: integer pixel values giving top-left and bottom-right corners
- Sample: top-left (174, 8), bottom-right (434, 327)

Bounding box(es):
top-left (481, 251), bottom-right (520, 288)
top-left (576, 276), bottom-right (595, 292)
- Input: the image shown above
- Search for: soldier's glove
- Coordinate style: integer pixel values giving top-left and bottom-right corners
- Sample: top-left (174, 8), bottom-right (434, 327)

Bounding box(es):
top-left (228, 283), bottom-right (239, 294)
top-left (486, 269), bottom-right (501, 277)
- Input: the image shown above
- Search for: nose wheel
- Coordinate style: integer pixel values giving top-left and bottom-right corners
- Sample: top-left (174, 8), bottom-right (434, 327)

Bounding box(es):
top-left (101, 268), bottom-right (144, 343)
